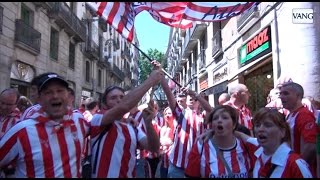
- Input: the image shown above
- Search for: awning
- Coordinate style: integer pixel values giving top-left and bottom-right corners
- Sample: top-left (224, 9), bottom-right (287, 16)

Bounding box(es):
top-left (203, 81), bottom-right (228, 95)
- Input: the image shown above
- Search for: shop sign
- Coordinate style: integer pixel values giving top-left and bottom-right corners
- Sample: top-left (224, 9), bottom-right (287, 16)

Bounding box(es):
top-left (213, 67), bottom-right (228, 84)
top-left (81, 90), bottom-right (91, 97)
top-left (240, 25), bottom-right (272, 66)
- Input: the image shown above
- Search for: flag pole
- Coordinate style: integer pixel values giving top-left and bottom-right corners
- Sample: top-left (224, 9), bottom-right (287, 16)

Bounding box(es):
top-left (131, 43), bottom-right (182, 87)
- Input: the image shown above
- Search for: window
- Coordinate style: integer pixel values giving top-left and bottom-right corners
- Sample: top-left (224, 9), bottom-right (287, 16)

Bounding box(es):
top-left (50, 27), bottom-right (59, 60)
top-left (0, 6), bottom-right (3, 33)
top-left (21, 3), bottom-right (34, 26)
top-left (85, 61), bottom-right (90, 82)
top-left (69, 42), bottom-right (75, 69)
top-left (98, 69), bottom-right (102, 87)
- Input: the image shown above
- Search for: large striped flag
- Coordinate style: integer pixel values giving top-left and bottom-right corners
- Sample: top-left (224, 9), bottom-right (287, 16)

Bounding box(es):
top-left (86, 2), bottom-right (259, 42)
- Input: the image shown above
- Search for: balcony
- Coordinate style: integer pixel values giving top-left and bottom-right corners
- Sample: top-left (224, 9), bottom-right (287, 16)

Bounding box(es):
top-left (98, 57), bottom-right (111, 69)
top-left (182, 22), bottom-right (207, 58)
top-left (237, 6), bottom-right (259, 32)
top-left (33, 2), bottom-right (55, 10)
top-left (99, 17), bottom-right (108, 32)
top-left (111, 63), bottom-right (125, 81)
top-left (14, 19), bottom-right (41, 55)
top-left (121, 50), bottom-right (131, 60)
top-left (212, 31), bottom-right (222, 58)
top-left (85, 37), bottom-right (100, 60)
top-left (48, 2), bottom-right (86, 42)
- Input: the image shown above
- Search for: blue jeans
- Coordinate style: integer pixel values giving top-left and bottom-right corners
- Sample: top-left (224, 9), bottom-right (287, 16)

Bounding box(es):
top-left (167, 162), bottom-right (185, 178)
top-left (160, 164), bottom-right (168, 178)
top-left (136, 159), bottom-right (147, 178)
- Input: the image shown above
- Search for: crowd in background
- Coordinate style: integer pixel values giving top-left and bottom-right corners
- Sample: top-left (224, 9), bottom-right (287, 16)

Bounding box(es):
top-left (0, 61), bottom-right (319, 178)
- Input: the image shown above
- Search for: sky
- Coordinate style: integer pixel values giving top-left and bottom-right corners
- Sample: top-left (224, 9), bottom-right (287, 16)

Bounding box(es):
top-left (134, 11), bottom-right (171, 54)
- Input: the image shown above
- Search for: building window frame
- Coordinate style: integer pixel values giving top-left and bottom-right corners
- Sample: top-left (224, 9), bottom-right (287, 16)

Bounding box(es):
top-left (68, 42), bottom-right (75, 69)
top-left (21, 3), bottom-right (34, 27)
top-left (50, 27), bottom-right (59, 61)
top-left (0, 6), bottom-right (3, 33)
top-left (85, 61), bottom-right (90, 82)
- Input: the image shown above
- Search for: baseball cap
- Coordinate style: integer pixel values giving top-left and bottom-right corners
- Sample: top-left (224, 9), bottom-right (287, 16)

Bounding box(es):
top-left (37, 73), bottom-right (69, 92)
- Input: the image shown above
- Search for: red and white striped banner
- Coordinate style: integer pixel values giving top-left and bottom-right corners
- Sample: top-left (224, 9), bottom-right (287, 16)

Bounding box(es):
top-left (86, 2), bottom-right (259, 42)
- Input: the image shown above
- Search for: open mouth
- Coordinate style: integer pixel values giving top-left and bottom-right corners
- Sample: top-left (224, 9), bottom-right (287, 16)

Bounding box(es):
top-left (257, 134), bottom-right (267, 142)
top-left (51, 102), bottom-right (62, 108)
top-left (217, 125), bottom-right (224, 130)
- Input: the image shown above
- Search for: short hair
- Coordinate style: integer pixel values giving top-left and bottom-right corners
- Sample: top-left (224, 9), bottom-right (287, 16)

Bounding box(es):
top-left (281, 82), bottom-right (304, 99)
top-left (17, 96), bottom-right (33, 112)
top-left (253, 107), bottom-right (291, 145)
top-left (84, 97), bottom-right (98, 110)
top-left (0, 88), bottom-right (20, 104)
top-left (101, 85), bottom-right (125, 105)
top-left (206, 105), bottom-right (239, 131)
top-left (228, 83), bottom-right (247, 95)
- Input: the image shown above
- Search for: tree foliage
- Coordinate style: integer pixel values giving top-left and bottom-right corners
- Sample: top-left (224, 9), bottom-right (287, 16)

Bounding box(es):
top-left (138, 48), bottom-right (167, 84)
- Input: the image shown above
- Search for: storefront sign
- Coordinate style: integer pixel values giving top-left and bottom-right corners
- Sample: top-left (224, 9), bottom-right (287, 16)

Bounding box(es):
top-left (240, 25), bottom-right (272, 65)
top-left (81, 90), bottom-right (91, 97)
top-left (199, 74), bottom-right (208, 91)
top-left (213, 66), bottom-right (228, 84)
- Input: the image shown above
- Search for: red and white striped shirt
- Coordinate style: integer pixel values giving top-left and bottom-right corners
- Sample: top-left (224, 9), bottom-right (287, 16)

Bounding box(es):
top-left (90, 113), bottom-right (146, 178)
top-left (155, 113), bottom-right (165, 128)
top-left (0, 107), bottom-right (90, 178)
top-left (246, 138), bottom-right (313, 178)
top-left (82, 110), bottom-right (93, 122)
top-left (224, 101), bottom-right (253, 130)
top-left (286, 106), bottom-right (317, 175)
top-left (128, 110), bottom-right (161, 159)
top-left (169, 103), bottom-right (204, 169)
top-left (185, 138), bottom-right (251, 178)
top-left (0, 108), bottom-right (21, 139)
top-left (19, 104), bottom-right (41, 121)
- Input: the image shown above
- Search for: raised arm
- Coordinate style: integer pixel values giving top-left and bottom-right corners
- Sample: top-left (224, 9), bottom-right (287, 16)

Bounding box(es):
top-left (138, 100), bottom-right (160, 152)
top-left (152, 61), bottom-right (177, 112)
top-left (181, 87), bottom-right (213, 113)
top-left (100, 69), bottom-right (164, 126)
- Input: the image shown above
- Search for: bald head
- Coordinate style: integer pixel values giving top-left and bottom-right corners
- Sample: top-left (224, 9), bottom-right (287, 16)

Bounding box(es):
top-left (0, 88), bottom-right (20, 116)
top-left (228, 83), bottom-right (250, 106)
top-left (218, 93), bottom-right (230, 105)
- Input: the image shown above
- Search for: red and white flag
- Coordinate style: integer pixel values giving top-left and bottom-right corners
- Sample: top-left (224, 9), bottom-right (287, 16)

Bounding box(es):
top-left (86, 2), bottom-right (259, 42)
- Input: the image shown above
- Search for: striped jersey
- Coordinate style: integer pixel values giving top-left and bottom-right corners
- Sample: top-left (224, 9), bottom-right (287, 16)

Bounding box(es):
top-left (0, 108), bottom-right (90, 178)
top-left (246, 138), bottom-right (313, 178)
top-left (286, 106), bottom-right (317, 175)
top-left (19, 104), bottom-right (41, 121)
top-left (169, 103), bottom-right (204, 169)
top-left (185, 138), bottom-right (251, 178)
top-left (90, 113), bottom-right (146, 178)
top-left (0, 108), bottom-right (21, 139)
top-left (224, 101), bottom-right (253, 130)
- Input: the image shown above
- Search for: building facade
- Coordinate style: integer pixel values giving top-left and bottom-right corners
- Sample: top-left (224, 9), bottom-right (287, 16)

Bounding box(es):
top-left (0, 2), bottom-right (139, 107)
top-left (166, 2), bottom-right (320, 113)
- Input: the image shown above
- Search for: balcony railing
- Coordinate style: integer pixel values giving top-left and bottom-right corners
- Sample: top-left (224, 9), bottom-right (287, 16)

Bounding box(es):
top-left (85, 38), bottom-right (100, 60)
top-left (237, 6), bottom-right (259, 31)
top-left (48, 2), bottom-right (86, 42)
top-left (15, 19), bottom-right (41, 55)
top-left (212, 31), bottom-right (222, 58)
top-left (33, 2), bottom-right (55, 10)
top-left (112, 63), bottom-right (125, 81)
